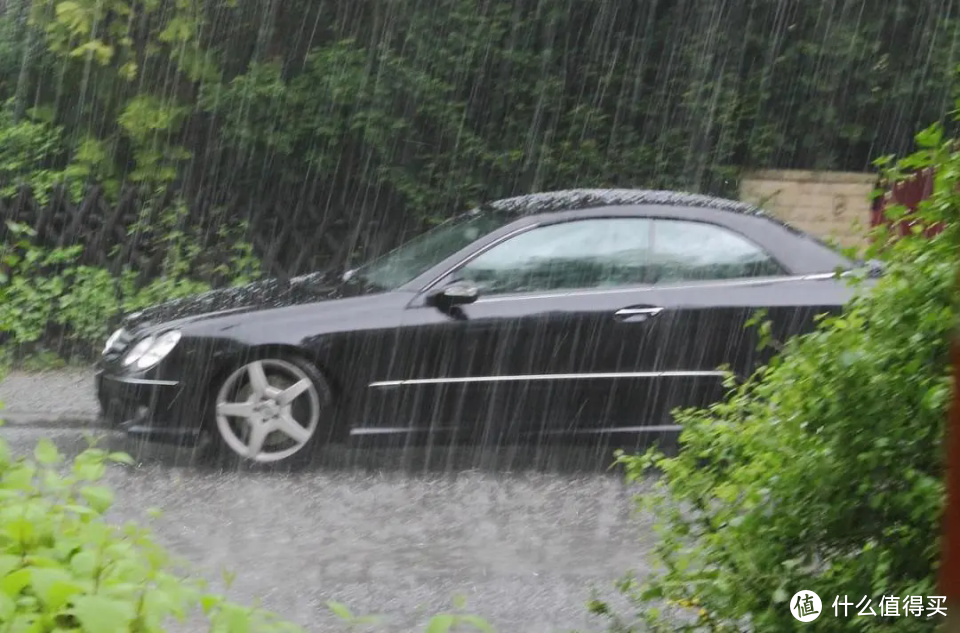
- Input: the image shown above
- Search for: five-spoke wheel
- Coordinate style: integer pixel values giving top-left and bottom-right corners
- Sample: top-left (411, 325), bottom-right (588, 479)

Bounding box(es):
top-left (212, 356), bottom-right (330, 464)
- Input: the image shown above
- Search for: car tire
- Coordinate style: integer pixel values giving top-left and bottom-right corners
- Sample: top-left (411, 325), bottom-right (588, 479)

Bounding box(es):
top-left (201, 353), bottom-right (338, 471)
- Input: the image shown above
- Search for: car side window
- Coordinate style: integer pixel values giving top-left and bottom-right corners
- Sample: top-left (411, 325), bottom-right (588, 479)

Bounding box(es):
top-left (454, 218), bottom-right (654, 295)
top-left (651, 219), bottom-right (784, 282)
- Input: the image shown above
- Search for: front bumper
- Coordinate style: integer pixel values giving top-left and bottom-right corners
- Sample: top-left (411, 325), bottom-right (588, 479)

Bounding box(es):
top-left (95, 371), bottom-right (204, 447)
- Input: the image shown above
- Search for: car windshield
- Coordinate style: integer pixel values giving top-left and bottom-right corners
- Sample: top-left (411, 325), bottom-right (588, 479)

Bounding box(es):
top-left (349, 209), bottom-right (515, 291)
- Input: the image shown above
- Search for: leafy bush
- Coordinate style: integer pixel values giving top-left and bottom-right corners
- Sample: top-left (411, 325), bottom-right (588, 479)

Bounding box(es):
top-left (0, 107), bottom-right (71, 204)
top-left (0, 398), bottom-right (495, 631)
top-left (0, 437), bottom-right (498, 632)
top-left (595, 124), bottom-right (956, 632)
top-left (0, 433), bottom-right (302, 632)
top-left (0, 203), bottom-right (262, 362)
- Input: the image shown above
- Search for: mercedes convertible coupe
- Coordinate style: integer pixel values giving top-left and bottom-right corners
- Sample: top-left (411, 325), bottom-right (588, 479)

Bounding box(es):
top-left (96, 189), bottom-right (868, 466)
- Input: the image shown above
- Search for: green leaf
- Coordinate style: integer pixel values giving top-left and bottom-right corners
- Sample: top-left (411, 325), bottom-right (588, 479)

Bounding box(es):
top-left (0, 592), bottom-right (14, 620)
top-left (0, 555), bottom-right (21, 578)
top-left (5, 517), bottom-right (36, 545)
top-left (0, 568), bottom-right (31, 597)
top-left (74, 459), bottom-right (106, 481)
top-left (4, 464), bottom-right (36, 489)
top-left (107, 452), bottom-right (135, 465)
top-left (426, 613), bottom-right (456, 633)
top-left (72, 595), bottom-right (136, 633)
top-left (143, 584), bottom-right (191, 624)
top-left (326, 600), bottom-right (352, 620)
top-left (29, 567), bottom-right (85, 610)
top-left (79, 485), bottom-right (114, 513)
top-left (220, 602), bottom-right (252, 633)
top-left (459, 615), bottom-right (496, 632)
top-left (34, 438), bottom-right (62, 464)
top-left (916, 122), bottom-right (944, 148)
top-left (200, 593), bottom-right (221, 614)
top-left (69, 551), bottom-right (96, 576)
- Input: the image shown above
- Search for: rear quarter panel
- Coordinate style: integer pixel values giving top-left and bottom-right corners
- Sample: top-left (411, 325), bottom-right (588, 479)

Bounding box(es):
top-left (650, 274), bottom-right (867, 379)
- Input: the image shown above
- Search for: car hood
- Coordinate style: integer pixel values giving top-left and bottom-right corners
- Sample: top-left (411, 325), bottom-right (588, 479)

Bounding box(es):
top-left (119, 272), bottom-right (348, 334)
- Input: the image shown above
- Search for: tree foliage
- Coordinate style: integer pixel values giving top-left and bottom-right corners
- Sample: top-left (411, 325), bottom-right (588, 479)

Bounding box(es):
top-left (0, 211), bottom-right (260, 360)
top-left (0, 0), bottom-right (957, 242)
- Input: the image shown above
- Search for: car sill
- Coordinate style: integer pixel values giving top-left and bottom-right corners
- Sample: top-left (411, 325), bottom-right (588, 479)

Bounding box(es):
top-left (348, 424), bottom-right (683, 436)
top-left (368, 370), bottom-right (726, 388)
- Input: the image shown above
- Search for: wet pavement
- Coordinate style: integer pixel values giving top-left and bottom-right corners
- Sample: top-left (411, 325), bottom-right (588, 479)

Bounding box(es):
top-left (0, 425), bottom-right (656, 633)
top-left (0, 369), bottom-right (100, 420)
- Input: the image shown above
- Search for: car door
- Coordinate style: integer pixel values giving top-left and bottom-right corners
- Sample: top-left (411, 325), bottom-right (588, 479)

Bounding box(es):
top-left (386, 216), bottom-right (670, 443)
top-left (619, 217), bottom-right (853, 430)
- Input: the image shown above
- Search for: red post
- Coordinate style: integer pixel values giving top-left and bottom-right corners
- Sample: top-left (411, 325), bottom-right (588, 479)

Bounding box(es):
top-left (946, 296), bottom-right (960, 631)
top-left (878, 169), bottom-right (955, 628)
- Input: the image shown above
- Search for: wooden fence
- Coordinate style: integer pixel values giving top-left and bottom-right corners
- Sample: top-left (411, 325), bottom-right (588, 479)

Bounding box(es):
top-left (0, 185), bottom-right (388, 284)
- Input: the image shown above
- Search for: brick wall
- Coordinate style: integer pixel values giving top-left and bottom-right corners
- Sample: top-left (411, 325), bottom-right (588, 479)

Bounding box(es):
top-left (739, 169), bottom-right (877, 248)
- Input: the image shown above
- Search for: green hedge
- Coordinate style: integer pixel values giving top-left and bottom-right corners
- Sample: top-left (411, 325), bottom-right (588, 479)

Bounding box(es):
top-left (0, 215), bottom-right (262, 363)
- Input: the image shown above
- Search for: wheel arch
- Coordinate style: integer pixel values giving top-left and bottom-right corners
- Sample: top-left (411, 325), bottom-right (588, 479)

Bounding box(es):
top-left (205, 343), bottom-right (343, 404)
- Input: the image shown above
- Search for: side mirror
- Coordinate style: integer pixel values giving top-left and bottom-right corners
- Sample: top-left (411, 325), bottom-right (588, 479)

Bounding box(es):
top-left (427, 280), bottom-right (479, 311)
top-left (865, 258), bottom-right (885, 278)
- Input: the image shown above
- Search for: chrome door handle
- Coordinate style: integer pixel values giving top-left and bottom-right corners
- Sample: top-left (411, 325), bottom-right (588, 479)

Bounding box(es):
top-left (614, 307), bottom-right (664, 318)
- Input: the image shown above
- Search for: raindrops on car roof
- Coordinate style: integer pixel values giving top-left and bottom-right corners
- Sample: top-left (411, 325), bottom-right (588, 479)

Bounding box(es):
top-left (121, 273), bottom-right (340, 332)
top-left (484, 188), bottom-right (768, 217)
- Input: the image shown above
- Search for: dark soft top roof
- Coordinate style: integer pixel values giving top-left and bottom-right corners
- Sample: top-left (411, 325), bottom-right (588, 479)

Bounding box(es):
top-left (483, 188), bottom-right (766, 217)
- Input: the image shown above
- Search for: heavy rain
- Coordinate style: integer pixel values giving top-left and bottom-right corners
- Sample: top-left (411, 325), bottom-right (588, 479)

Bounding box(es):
top-left (0, 1), bottom-right (958, 632)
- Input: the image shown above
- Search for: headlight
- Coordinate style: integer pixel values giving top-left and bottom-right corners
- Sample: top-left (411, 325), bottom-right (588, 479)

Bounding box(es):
top-left (135, 331), bottom-right (181, 370)
top-left (122, 330), bottom-right (181, 370)
top-left (122, 336), bottom-right (156, 367)
top-left (102, 328), bottom-right (124, 355)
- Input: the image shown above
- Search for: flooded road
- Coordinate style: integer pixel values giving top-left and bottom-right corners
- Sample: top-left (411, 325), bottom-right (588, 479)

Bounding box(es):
top-left (1, 426), bottom-right (655, 632)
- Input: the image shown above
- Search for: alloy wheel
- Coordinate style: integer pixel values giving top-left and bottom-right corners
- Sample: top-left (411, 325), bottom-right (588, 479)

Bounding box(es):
top-left (214, 358), bottom-right (322, 462)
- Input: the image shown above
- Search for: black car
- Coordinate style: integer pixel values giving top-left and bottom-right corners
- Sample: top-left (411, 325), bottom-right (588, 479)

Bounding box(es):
top-left (96, 189), bottom-right (867, 466)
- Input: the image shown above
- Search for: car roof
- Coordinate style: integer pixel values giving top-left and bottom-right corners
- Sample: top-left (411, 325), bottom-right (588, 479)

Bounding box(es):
top-left (483, 188), bottom-right (763, 217)
top-left (397, 188), bottom-right (857, 293)
top-left (479, 187), bottom-right (842, 250)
